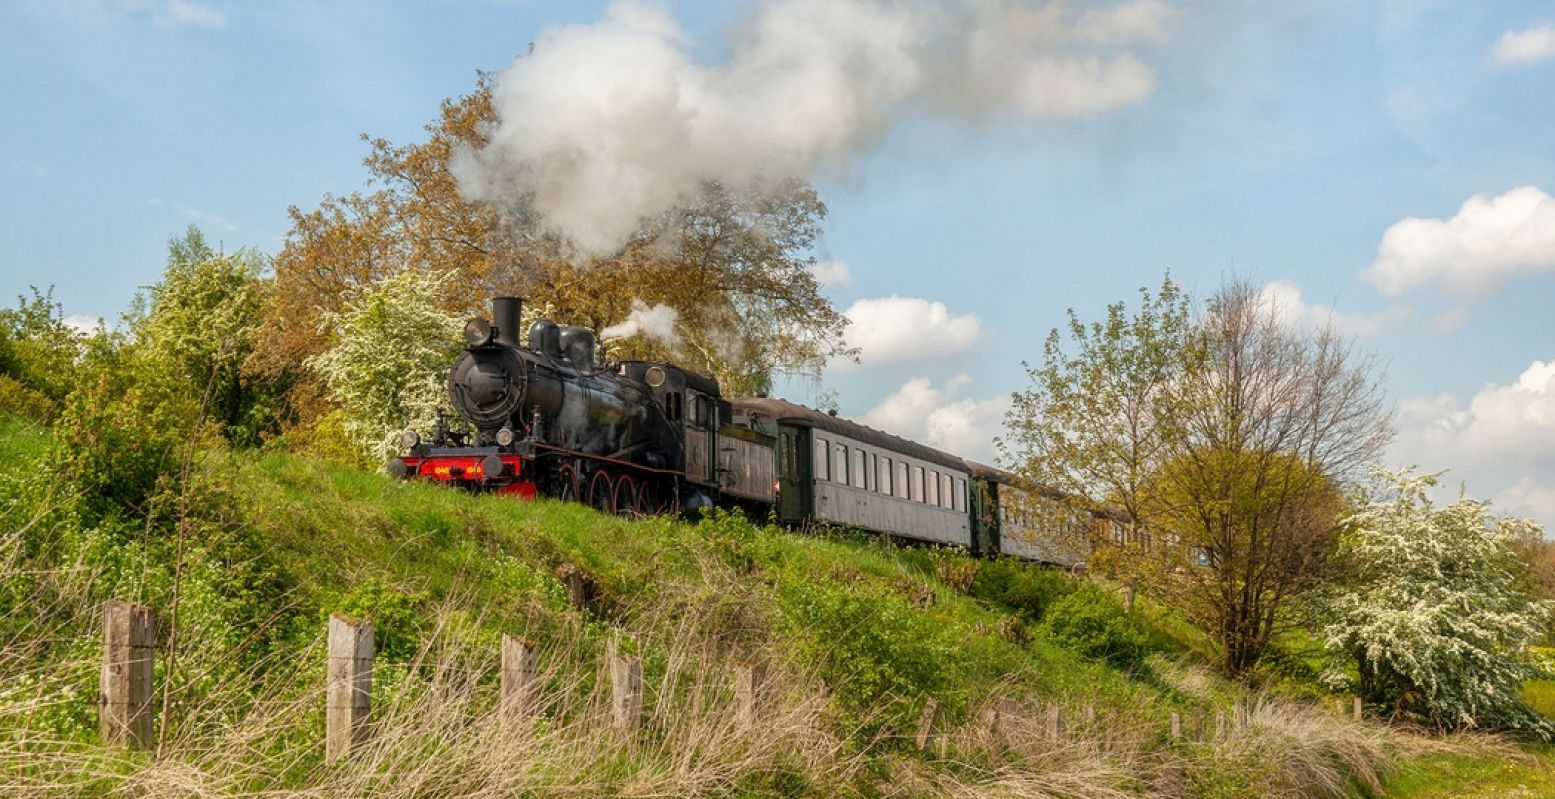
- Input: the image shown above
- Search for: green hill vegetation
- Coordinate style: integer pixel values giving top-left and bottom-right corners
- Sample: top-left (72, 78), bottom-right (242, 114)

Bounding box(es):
top-left (4, 413), bottom-right (1551, 798)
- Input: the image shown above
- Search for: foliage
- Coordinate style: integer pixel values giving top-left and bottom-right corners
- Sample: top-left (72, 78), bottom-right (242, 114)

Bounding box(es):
top-left (0, 286), bottom-right (89, 421)
top-left (1006, 275), bottom-right (1392, 677)
top-left (128, 226), bottom-right (279, 446)
top-left (965, 556), bottom-right (1076, 620)
top-left (1317, 468), bottom-right (1554, 737)
top-left (257, 81), bottom-right (852, 432)
top-left (306, 270), bottom-right (462, 462)
top-left (1042, 581), bottom-right (1156, 672)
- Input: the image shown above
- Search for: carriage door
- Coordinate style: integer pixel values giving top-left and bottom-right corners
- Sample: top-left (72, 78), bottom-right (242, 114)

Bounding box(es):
top-left (777, 425), bottom-right (811, 524)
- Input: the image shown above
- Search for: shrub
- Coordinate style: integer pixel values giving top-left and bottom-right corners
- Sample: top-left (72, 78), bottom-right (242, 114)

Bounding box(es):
top-left (968, 556), bottom-right (1076, 620)
top-left (1042, 581), bottom-right (1155, 672)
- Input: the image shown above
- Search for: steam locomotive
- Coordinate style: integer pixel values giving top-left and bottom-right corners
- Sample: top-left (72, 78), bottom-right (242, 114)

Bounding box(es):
top-left (389, 297), bottom-right (1108, 566)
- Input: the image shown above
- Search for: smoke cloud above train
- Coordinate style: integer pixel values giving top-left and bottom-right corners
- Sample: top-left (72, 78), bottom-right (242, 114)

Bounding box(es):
top-left (452, 0), bottom-right (1179, 255)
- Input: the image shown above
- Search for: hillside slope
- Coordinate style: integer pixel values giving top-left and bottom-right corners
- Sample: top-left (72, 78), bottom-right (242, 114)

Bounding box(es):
top-left (0, 415), bottom-right (1542, 797)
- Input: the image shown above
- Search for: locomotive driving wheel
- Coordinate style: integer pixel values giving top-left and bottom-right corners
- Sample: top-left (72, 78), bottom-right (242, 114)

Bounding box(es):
top-left (587, 470), bottom-right (614, 514)
top-left (555, 465), bottom-right (579, 503)
top-left (612, 474), bottom-right (638, 517)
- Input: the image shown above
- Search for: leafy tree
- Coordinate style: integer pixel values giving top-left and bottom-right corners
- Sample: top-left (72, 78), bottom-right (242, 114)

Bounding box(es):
top-left (0, 286), bottom-right (89, 421)
top-left (307, 270), bottom-right (462, 462)
top-left (130, 226), bottom-right (277, 445)
top-left (1318, 468), bottom-right (1553, 737)
top-left (1005, 276), bottom-right (1392, 677)
top-left (256, 80), bottom-right (851, 434)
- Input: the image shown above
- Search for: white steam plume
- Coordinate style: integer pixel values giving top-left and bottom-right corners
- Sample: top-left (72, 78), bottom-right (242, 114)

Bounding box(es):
top-left (601, 299), bottom-right (682, 346)
top-left (454, 0), bottom-right (1178, 255)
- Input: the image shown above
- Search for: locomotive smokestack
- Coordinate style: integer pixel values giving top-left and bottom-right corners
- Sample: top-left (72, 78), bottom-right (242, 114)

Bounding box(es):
top-left (493, 296), bottom-right (522, 347)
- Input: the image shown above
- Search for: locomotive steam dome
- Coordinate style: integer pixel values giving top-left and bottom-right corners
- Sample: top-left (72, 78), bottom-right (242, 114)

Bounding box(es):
top-left (447, 346), bottom-right (527, 430)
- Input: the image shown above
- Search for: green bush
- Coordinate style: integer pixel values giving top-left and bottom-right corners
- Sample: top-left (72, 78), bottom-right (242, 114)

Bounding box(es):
top-left (1042, 581), bottom-right (1155, 672)
top-left (967, 556), bottom-right (1076, 620)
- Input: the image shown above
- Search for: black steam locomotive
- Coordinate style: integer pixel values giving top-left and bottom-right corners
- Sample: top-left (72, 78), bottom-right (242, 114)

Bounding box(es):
top-left (389, 297), bottom-right (1114, 567)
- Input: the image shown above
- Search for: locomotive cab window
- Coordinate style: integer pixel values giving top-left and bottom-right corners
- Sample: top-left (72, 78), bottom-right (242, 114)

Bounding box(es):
top-left (814, 437), bottom-right (830, 481)
top-left (665, 392), bottom-right (683, 423)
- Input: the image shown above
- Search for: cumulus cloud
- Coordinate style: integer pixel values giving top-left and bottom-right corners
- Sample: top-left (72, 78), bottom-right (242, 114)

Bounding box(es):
top-left (862, 375), bottom-right (1009, 461)
top-left (836, 295), bottom-right (981, 369)
top-left (1489, 24), bottom-right (1555, 65)
top-left (1363, 186), bottom-right (1555, 297)
top-left (1430, 308), bottom-right (1467, 334)
top-left (1397, 359), bottom-right (1555, 461)
top-left (1391, 358), bottom-right (1555, 529)
top-left (1256, 279), bottom-right (1412, 336)
top-left (454, 0), bottom-right (1176, 255)
top-left (811, 259), bottom-right (852, 287)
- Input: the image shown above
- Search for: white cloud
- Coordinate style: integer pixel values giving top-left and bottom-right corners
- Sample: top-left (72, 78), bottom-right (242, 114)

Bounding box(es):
top-left (1363, 186), bottom-right (1555, 297)
top-left (1391, 358), bottom-right (1555, 529)
top-left (836, 295), bottom-right (981, 369)
top-left (811, 259), bottom-right (852, 287)
top-left (160, 0), bottom-right (225, 28)
top-left (1074, 0), bottom-right (1182, 44)
top-left (862, 375), bottom-right (1009, 461)
top-left (1489, 24), bottom-right (1555, 65)
top-left (1496, 478), bottom-right (1555, 528)
top-left (61, 315), bottom-right (105, 335)
top-left (1256, 279), bottom-right (1411, 336)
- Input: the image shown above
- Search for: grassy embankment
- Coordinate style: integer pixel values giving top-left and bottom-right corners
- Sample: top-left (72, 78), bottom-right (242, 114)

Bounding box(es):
top-left (0, 413), bottom-right (1549, 797)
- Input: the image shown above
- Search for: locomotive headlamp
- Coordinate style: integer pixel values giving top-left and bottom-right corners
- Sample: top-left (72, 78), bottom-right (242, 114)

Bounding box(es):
top-left (463, 318), bottom-right (496, 348)
top-left (495, 426), bottom-right (516, 447)
top-left (400, 429), bottom-right (420, 449)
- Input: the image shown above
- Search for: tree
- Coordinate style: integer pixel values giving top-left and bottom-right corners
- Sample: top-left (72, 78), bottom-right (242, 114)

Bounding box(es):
top-left (131, 226), bottom-right (277, 445)
top-left (1005, 276), bottom-right (1393, 676)
top-left (256, 81), bottom-right (851, 433)
top-left (1318, 468), bottom-right (1553, 737)
top-left (307, 270), bottom-right (463, 462)
top-left (0, 286), bottom-right (89, 421)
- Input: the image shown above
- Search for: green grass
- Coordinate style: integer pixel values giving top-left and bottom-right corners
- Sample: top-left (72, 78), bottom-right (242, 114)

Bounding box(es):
top-left (0, 412), bottom-right (1547, 797)
top-left (1383, 747), bottom-right (1555, 798)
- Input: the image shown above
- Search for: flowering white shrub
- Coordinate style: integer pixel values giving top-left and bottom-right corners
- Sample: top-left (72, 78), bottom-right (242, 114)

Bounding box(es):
top-left (308, 271), bottom-right (461, 461)
top-left (1318, 467), bottom-right (1553, 737)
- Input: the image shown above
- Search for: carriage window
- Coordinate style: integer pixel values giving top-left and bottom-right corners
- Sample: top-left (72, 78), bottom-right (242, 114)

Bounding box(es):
top-left (896, 462), bottom-right (909, 499)
top-left (835, 443), bottom-right (849, 486)
top-left (852, 449), bottom-right (866, 489)
top-left (927, 471), bottom-right (940, 507)
top-left (941, 474), bottom-right (953, 508)
top-left (814, 437), bottom-right (830, 481)
top-left (878, 457), bottom-right (892, 495)
top-left (954, 478), bottom-right (966, 512)
top-left (911, 466), bottom-right (924, 502)
top-left (865, 452), bottom-right (876, 491)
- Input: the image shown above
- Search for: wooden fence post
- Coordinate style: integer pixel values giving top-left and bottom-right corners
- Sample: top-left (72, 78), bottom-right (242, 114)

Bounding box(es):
top-left (500, 635), bottom-right (539, 725)
top-left (100, 600), bottom-right (155, 749)
top-left (1123, 581), bottom-right (1136, 614)
top-left (326, 614), bottom-right (373, 763)
top-left (915, 697), bottom-right (940, 753)
top-left (734, 663), bottom-right (765, 728)
top-left (1353, 696), bottom-right (1362, 722)
top-left (610, 651), bottom-right (643, 731)
top-left (1170, 712), bottom-right (1182, 740)
top-left (1214, 710), bottom-right (1226, 739)
top-left (1045, 703), bottom-right (1062, 742)
top-left (557, 564), bottom-right (590, 610)
top-left (1192, 708), bottom-right (1206, 742)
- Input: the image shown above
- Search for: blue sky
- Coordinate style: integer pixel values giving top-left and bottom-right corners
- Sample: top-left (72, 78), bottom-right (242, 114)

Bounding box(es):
top-left (3, 1), bottom-right (1554, 524)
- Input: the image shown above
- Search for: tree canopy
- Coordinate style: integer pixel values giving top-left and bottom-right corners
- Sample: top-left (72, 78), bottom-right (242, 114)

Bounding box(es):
top-left (255, 81), bottom-right (853, 441)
